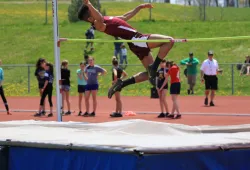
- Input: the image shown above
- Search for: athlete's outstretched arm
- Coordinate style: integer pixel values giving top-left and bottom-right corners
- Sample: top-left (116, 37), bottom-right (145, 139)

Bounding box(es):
top-left (117, 3), bottom-right (153, 21)
top-left (83, 0), bottom-right (103, 22)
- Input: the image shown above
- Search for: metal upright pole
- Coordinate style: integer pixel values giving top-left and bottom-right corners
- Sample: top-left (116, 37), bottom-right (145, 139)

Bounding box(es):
top-left (52, 0), bottom-right (62, 122)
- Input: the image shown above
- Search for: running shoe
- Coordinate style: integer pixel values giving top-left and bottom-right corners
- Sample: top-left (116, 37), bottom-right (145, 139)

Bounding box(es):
top-left (210, 101), bottom-right (215, 106)
top-left (65, 111), bottom-right (71, 115)
top-left (108, 79), bottom-right (123, 99)
top-left (204, 97), bottom-right (208, 106)
top-left (89, 112), bottom-right (95, 117)
top-left (110, 112), bottom-right (123, 118)
top-left (157, 113), bottom-right (165, 118)
top-left (82, 112), bottom-right (89, 117)
top-left (48, 113), bottom-right (53, 117)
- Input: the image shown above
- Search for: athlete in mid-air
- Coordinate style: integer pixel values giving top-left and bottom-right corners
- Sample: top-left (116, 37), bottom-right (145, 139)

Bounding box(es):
top-left (78, 0), bottom-right (174, 98)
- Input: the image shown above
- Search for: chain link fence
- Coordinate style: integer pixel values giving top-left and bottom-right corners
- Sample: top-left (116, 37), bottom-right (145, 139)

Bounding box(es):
top-left (1, 63), bottom-right (249, 96)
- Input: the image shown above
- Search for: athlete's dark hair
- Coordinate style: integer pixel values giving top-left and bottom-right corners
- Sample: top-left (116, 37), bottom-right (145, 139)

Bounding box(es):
top-left (112, 58), bottom-right (118, 66)
top-left (46, 62), bottom-right (54, 77)
top-left (78, 5), bottom-right (90, 22)
top-left (36, 58), bottom-right (46, 69)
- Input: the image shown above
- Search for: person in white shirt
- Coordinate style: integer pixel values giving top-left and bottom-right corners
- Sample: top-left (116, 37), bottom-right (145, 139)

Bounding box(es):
top-left (120, 44), bottom-right (128, 68)
top-left (200, 50), bottom-right (219, 106)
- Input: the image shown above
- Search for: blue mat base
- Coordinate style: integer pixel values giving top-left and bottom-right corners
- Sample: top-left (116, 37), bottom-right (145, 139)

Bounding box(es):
top-left (8, 147), bottom-right (250, 170)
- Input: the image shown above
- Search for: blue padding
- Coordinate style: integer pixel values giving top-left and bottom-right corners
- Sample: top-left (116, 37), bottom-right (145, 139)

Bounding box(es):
top-left (9, 147), bottom-right (250, 170)
top-left (140, 149), bottom-right (250, 170)
top-left (9, 147), bottom-right (138, 170)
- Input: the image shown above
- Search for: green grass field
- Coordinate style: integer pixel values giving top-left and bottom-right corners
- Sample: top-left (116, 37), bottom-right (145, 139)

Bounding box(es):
top-left (0, 1), bottom-right (250, 96)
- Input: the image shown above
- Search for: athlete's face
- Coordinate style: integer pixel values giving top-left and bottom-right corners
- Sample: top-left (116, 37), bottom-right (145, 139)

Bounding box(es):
top-left (87, 16), bottom-right (95, 23)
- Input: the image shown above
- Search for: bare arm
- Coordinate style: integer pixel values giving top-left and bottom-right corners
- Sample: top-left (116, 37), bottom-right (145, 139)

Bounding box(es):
top-left (121, 70), bottom-right (128, 80)
top-left (100, 68), bottom-right (107, 76)
top-left (200, 70), bottom-right (204, 82)
top-left (83, 0), bottom-right (103, 22)
top-left (42, 80), bottom-right (49, 90)
top-left (117, 3), bottom-right (153, 21)
top-left (113, 69), bottom-right (117, 81)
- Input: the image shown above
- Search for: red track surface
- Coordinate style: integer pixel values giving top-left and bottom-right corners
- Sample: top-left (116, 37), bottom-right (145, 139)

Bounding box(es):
top-left (0, 96), bottom-right (249, 126)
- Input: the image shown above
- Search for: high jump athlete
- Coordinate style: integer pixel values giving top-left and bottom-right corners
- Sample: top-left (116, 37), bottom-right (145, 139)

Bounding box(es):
top-left (78, 0), bottom-right (174, 99)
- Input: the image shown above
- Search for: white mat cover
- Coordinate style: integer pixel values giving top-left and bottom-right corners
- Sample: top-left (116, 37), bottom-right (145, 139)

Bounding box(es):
top-left (0, 119), bottom-right (250, 153)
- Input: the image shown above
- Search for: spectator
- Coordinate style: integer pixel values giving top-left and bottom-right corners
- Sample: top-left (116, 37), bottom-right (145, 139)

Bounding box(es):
top-left (84, 51), bottom-right (89, 64)
top-left (77, 62), bottom-right (88, 116)
top-left (156, 60), bottom-right (170, 118)
top-left (180, 52), bottom-right (199, 95)
top-left (167, 61), bottom-right (181, 119)
top-left (61, 60), bottom-right (71, 115)
top-left (114, 37), bottom-right (123, 60)
top-left (240, 55), bottom-right (250, 76)
top-left (120, 44), bottom-right (128, 69)
top-left (200, 50), bottom-right (219, 106)
top-left (34, 58), bottom-right (46, 115)
top-left (83, 57), bottom-right (107, 117)
top-left (85, 26), bottom-right (95, 52)
top-left (110, 58), bottom-right (128, 118)
top-left (35, 62), bottom-right (54, 117)
top-left (0, 60), bottom-right (11, 115)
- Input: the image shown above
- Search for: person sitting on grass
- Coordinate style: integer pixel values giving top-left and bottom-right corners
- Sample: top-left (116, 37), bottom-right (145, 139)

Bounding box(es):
top-left (156, 60), bottom-right (170, 118)
top-left (110, 57), bottom-right (128, 118)
top-left (167, 61), bottom-right (181, 119)
top-left (83, 57), bottom-right (107, 117)
top-left (78, 0), bottom-right (175, 99)
top-left (240, 55), bottom-right (250, 76)
top-left (34, 58), bottom-right (47, 115)
top-left (61, 60), bottom-right (72, 115)
top-left (35, 62), bottom-right (54, 117)
top-left (0, 60), bottom-right (11, 115)
top-left (77, 62), bottom-right (88, 116)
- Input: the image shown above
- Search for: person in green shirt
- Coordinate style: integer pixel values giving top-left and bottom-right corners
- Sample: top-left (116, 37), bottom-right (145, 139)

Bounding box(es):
top-left (180, 52), bottom-right (199, 95)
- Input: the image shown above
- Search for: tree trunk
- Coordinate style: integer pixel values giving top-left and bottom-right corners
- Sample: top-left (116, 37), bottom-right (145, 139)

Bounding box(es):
top-left (215, 0), bottom-right (219, 6)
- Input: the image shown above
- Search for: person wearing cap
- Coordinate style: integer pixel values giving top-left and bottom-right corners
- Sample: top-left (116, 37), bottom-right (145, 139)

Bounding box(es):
top-left (200, 50), bottom-right (219, 106)
top-left (180, 52), bottom-right (199, 95)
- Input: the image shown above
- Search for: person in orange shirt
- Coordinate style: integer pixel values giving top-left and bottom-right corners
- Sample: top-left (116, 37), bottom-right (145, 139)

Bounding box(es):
top-left (167, 61), bottom-right (181, 119)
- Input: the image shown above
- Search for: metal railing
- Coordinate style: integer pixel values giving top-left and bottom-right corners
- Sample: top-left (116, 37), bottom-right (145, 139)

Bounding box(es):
top-left (1, 63), bottom-right (249, 96)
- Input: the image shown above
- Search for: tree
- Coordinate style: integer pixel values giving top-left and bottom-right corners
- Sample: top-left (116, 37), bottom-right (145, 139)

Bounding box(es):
top-left (68, 0), bottom-right (105, 23)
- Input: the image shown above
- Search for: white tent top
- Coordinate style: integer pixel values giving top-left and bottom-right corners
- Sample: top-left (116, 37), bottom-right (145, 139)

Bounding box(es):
top-left (0, 119), bottom-right (250, 153)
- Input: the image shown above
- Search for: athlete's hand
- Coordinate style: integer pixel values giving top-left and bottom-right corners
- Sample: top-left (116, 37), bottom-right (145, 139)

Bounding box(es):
top-left (83, 0), bottom-right (90, 5)
top-left (140, 3), bottom-right (153, 9)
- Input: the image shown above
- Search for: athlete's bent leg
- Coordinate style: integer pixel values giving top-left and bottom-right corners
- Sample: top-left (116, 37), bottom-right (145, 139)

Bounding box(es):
top-left (108, 55), bottom-right (153, 98)
top-left (147, 34), bottom-right (174, 86)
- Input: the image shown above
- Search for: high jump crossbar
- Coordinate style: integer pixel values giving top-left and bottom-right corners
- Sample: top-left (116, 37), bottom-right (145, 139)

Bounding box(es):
top-left (59, 35), bottom-right (250, 43)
